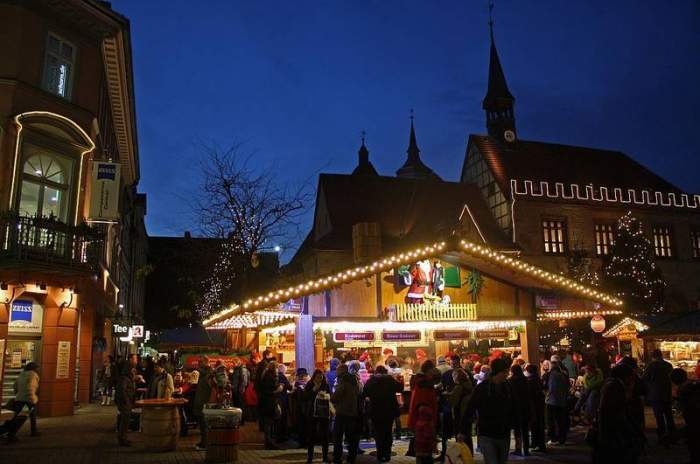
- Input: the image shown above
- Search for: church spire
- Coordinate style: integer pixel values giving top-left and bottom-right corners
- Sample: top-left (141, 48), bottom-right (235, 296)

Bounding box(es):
top-left (396, 110), bottom-right (441, 180)
top-left (483, 1), bottom-right (516, 142)
top-left (351, 131), bottom-right (379, 176)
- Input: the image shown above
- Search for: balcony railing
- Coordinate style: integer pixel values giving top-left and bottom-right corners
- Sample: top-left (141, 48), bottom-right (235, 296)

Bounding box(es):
top-left (0, 212), bottom-right (104, 271)
top-left (387, 303), bottom-right (477, 322)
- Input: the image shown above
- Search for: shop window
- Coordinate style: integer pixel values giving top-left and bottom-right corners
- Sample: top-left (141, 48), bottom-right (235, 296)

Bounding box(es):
top-left (594, 223), bottom-right (615, 256)
top-left (43, 33), bottom-right (76, 99)
top-left (18, 147), bottom-right (74, 223)
top-left (691, 229), bottom-right (700, 259)
top-left (652, 225), bottom-right (673, 258)
top-left (542, 219), bottom-right (567, 255)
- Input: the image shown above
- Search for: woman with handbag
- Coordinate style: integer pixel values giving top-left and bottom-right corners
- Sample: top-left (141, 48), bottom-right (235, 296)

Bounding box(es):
top-left (304, 369), bottom-right (332, 463)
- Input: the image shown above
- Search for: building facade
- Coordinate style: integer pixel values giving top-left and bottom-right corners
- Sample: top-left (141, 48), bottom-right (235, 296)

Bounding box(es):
top-left (0, 0), bottom-right (144, 416)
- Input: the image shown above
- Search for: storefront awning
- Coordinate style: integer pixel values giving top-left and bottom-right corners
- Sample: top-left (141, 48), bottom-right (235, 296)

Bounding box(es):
top-left (204, 237), bottom-right (623, 328)
top-left (206, 309), bottom-right (299, 330)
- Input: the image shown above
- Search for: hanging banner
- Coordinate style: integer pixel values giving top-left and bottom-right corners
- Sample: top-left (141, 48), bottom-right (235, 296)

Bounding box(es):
top-left (89, 161), bottom-right (121, 221)
top-left (9, 299), bottom-right (43, 334)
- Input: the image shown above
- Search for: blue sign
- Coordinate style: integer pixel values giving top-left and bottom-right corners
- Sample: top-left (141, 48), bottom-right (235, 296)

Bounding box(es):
top-left (11, 299), bottom-right (33, 323)
top-left (97, 163), bottom-right (116, 180)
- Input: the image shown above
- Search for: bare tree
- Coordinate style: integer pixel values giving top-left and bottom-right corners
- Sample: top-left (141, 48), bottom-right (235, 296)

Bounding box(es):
top-left (193, 142), bottom-right (310, 316)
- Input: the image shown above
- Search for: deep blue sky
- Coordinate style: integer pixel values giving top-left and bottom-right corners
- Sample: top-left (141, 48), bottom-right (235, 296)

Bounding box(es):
top-left (115, 0), bottom-right (700, 253)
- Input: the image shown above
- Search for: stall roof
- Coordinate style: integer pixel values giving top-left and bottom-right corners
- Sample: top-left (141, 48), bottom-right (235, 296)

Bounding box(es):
top-left (641, 311), bottom-right (700, 338)
top-left (204, 237), bottom-right (623, 328)
top-left (207, 309), bottom-right (300, 330)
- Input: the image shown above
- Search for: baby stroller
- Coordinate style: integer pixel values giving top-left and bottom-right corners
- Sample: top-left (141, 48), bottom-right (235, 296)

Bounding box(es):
top-left (0, 401), bottom-right (32, 443)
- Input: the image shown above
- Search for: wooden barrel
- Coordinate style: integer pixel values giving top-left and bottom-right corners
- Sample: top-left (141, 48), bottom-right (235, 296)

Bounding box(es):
top-left (141, 405), bottom-right (179, 451)
top-left (206, 427), bottom-right (240, 463)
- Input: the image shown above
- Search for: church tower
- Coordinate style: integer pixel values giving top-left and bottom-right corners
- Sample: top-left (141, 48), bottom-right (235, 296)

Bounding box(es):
top-left (351, 132), bottom-right (379, 176)
top-left (483, 9), bottom-right (516, 143)
top-left (396, 112), bottom-right (441, 180)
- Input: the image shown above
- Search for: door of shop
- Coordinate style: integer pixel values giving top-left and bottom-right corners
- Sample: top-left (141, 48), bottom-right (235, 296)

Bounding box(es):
top-left (2, 338), bottom-right (42, 402)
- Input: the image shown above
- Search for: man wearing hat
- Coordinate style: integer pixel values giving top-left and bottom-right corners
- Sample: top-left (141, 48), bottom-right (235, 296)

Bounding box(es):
top-left (464, 358), bottom-right (514, 464)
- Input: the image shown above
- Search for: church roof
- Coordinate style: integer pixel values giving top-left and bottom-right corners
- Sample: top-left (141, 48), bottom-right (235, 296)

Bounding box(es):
top-left (396, 119), bottom-right (441, 180)
top-left (467, 134), bottom-right (685, 196)
top-left (352, 139), bottom-right (379, 176)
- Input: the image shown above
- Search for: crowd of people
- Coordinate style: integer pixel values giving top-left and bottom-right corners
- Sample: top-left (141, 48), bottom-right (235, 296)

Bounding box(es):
top-left (104, 346), bottom-right (700, 464)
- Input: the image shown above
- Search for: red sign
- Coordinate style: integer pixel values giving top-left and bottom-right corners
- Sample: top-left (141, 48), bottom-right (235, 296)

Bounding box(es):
top-left (382, 331), bottom-right (421, 342)
top-left (334, 332), bottom-right (375, 342)
top-left (590, 315), bottom-right (606, 333)
top-left (475, 329), bottom-right (509, 339)
top-left (434, 330), bottom-right (470, 341)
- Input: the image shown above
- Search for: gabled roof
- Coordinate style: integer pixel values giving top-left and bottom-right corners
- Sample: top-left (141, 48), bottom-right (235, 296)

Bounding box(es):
top-left (467, 135), bottom-right (685, 196)
top-left (308, 173), bottom-right (512, 253)
top-left (204, 237), bottom-right (623, 327)
top-left (641, 310), bottom-right (700, 338)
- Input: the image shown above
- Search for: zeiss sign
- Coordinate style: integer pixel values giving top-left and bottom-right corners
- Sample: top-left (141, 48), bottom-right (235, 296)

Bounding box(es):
top-left (9, 299), bottom-right (43, 334)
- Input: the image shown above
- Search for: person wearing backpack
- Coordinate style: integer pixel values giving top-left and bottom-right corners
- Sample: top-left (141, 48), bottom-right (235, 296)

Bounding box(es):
top-left (363, 365), bottom-right (404, 462)
top-left (304, 369), bottom-right (332, 463)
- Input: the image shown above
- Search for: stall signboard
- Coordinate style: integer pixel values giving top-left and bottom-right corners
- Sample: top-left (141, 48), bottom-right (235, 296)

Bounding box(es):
top-left (56, 341), bottom-right (71, 379)
top-left (9, 299), bottom-right (43, 334)
top-left (334, 332), bottom-right (375, 342)
top-left (112, 323), bottom-right (130, 337)
top-left (89, 161), bottom-right (121, 221)
top-left (434, 330), bottom-right (470, 341)
top-left (382, 331), bottom-right (421, 342)
top-left (131, 325), bottom-right (144, 338)
top-left (475, 329), bottom-right (509, 339)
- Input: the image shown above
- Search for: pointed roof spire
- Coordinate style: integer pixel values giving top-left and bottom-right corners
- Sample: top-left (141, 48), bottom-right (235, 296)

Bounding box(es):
top-left (352, 130), bottom-right (379, 176)
top-left (483, 1), bottom-right (514, 111)
top-left (396, 110), bottom-right (441, 180)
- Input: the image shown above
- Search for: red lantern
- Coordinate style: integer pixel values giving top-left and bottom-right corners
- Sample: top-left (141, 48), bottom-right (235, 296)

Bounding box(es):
top-left (590, 315), bottom-right (606, 333)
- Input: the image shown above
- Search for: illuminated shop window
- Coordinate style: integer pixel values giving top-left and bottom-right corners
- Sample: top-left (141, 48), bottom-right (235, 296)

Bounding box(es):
top-left (542, 219), bottom-right (567, 255)
top-left (594, 223), bottom-right (615, 256)
top-left (43, 33), bottom-right (75, 99)
top-left (652, 225), bottom-right (673, 258)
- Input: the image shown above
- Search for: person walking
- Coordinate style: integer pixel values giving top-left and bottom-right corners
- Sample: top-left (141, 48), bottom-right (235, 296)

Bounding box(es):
top-left (593, 363), bottom-right (645, 464)
top-left (407, 362), bottom-right (439, 458)
top-left (115, 354), bottom-right (138, 446)
top-left (449, 368), bottom-right (474, 453)
top-left (304, 369), bottom-right (332, 463)
top-left (508, 364), bottom-right (530, 456)
top-left (575, 364), bottom-right (603, 424)
top-left (230, 358), bottom-right (249, 423)
top-left (545, 363), bottom-right (569, 446)
top-left (524, 364), bottom-right (546, 453)
top-left (642, 349), bottom-right (676, 442)
top-left (363, 365), bottom-right (403, 462)
top-left (463, 358), bottom-right (514, 464)
top-left (293, 368), bottom-right (311, 448)
top-left (100, 356), bottom-right (115, 405)
top-left (193, 356), bottom-right (213, 451)
top-left (259, 361), bottom-right (283, 449)
top-left (276, 363), bottom-right (292, 443)
top-left (152, 360), bottom-right (175, 399)
top-left (331, 364), bottom-right (361, 464)
top-left (13, 362), bottom-right (40, 437)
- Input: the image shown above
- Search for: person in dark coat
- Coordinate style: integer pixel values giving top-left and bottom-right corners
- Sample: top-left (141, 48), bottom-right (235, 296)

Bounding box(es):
top-left (193, 356), bottom-right (214, 450)
top-left (276, 364), bottom-right (293, 443)
top-left (327, 358), bottom-right (340, 393)
top-left (464, 358), bottom-right (514, 464)
top-left (545, 363), bottom-right (569, 446)
top-left (449, 368), bottom-right (474, 453)
top-left (642, 349), bottom-right (676, 440)
top-left (593, 363), bottom-right (645, 464)
top-left (670, 368), bottom-right (700, 464)
top-left (363, 365), bottom-right (403, 462)
top-left (258, 361), bottom-right (283, 449)
top-left (524, 364), bottom-right (546, 452)
top-left (331, 364), bottom-right (361, 464)
top-left (114, 354), bottom-right (138, 446)
top-left (508, 364), bottom-right (531, 456)
top-left (304, 369), bottom-right (332, 463)
top-left (618, 356), bottom-right (647, 439)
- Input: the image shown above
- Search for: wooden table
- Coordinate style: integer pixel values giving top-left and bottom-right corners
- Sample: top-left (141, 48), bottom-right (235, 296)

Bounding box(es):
top-left (135, 398), bottom-right (187, 451)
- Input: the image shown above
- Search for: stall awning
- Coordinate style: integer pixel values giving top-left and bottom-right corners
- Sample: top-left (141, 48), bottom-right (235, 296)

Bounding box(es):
top-left (203, 237), bottom-right (623, 328)
top-left (206, 309), bottom-right (300, 330)
top-left (602, 317), bottom-right (650, 338)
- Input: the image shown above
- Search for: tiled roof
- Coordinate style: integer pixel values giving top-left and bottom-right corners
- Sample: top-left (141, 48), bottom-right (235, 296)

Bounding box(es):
top-left (468, 135), bottom-right (685, 196)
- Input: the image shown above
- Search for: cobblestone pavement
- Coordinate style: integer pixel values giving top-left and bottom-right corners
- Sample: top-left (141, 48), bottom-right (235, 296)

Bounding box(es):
top-left (1, 404), bottom-right (690, 464)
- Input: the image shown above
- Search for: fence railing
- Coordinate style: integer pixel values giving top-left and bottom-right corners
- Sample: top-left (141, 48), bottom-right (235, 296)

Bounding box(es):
top-left (0, 213), bottom-right (104, 271)
top-left (388, 303), bottom-right (477, 321)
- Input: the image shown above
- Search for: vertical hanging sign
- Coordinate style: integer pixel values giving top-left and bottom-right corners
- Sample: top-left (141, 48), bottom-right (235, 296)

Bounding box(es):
top-left (89, 161), bottom-right (121, 221)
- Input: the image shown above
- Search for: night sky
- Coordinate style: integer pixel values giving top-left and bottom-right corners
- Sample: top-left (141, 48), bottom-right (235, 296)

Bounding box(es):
top-left (114, 0), bottom-right (700, 256)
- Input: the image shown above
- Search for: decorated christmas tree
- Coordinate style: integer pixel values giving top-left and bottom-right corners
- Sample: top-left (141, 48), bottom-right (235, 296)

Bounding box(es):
top-left (602, 212), bottom-right (666, 315)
